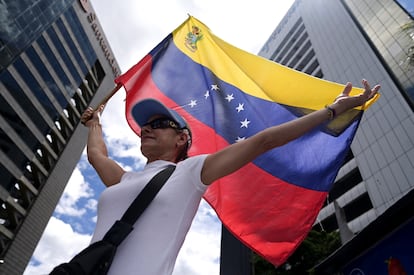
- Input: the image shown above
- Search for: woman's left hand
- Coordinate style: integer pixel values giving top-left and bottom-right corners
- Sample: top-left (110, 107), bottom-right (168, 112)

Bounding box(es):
top-left (330, 79), bottom-right (381, 115)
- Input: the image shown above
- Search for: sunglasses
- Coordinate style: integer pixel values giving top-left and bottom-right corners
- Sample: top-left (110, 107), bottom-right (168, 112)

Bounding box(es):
top-left (143, 118), bottom-right (179, 130)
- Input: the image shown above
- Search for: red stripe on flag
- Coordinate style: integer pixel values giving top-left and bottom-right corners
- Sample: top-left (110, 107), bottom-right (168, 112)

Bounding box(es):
top-left (205, 163), bottom-right (327, 265)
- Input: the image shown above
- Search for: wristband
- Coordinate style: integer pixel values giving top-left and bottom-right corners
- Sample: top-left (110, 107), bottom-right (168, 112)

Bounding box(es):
top-left (325, 105), bottom-right (336, 120)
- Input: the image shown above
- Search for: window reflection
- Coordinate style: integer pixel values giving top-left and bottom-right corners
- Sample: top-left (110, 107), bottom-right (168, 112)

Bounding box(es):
top-left (0, 0), bottom-right (74, 71)
top-left (343, 0), bottom-right (414, 109)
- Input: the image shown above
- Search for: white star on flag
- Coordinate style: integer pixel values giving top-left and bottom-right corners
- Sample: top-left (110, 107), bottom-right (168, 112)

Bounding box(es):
top-left (236, 136), bottom-right (246, 142)
top-left (189, 100), bottom-right (197, 108)
top-left (187, 81), bottom-right (252, 144)
top-left (240, 118), bottom-right (250, 128)
top-left (236, 103), bottom-right (244, 113)
top-left (211, 84), bottom-right (220, 91)
top-left (225, 94), bottom-right (235, 102)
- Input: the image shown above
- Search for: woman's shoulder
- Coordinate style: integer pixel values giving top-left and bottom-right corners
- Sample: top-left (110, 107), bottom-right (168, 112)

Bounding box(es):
top-left (178, 154), bottom-right (209, 168)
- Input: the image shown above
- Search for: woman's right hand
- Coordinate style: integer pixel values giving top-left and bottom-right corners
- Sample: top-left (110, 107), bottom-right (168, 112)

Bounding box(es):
top-left (81, 105), bottom-right (104, 126)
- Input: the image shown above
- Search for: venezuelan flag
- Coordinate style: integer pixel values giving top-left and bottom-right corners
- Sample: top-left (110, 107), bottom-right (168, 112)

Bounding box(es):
top-left (115, 16), bottom-right (378, 266)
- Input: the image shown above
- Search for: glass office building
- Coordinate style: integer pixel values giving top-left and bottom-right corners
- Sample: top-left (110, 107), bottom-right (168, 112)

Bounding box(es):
top-left (257, 0), bottom-right (414, 273)
top-left (221, 0), bottom-right (413, 274)
top-left (0, 1), bottom-right (120, 274)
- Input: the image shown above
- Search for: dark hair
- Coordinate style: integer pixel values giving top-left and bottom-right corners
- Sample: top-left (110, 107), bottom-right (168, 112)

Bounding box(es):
top-left (175, 142), bottom-right (189, 162)
top-left (175, 128), bottom-right (191, 162)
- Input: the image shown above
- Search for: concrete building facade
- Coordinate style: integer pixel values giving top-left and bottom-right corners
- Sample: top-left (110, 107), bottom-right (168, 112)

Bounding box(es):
top-left (0, 1), bottom-right (120, 274)
top-left (256, 0), bottom-right (413, 273)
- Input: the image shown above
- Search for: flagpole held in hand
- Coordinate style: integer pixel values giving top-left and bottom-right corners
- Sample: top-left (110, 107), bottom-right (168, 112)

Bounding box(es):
top-left (81, 83), bottom-right (122, 125)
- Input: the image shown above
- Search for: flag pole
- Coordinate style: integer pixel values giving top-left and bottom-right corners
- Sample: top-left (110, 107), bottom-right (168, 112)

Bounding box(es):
top-left (81, 83), bottom-right (122, 124)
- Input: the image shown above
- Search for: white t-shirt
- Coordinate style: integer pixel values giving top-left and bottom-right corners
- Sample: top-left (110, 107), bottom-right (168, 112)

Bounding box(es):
top-left (90, 154), bottom-right (208, 275)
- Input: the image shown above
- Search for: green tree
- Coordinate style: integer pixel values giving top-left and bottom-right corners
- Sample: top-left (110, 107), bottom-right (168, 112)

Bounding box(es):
top-left (252, 229), bottom-right (341, 275)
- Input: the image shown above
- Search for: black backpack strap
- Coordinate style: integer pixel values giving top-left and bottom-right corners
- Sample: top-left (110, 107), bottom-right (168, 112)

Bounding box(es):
top-left (103, 165), bottom-right (176, 245)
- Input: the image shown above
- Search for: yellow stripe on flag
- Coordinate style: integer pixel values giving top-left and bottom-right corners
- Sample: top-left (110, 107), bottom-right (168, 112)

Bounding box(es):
top-left (173, 16), bottom-right (379, 111)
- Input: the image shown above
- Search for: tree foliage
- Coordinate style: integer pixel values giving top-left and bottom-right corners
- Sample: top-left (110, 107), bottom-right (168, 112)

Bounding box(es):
top-left (252, 229), bottom-right (341, 275)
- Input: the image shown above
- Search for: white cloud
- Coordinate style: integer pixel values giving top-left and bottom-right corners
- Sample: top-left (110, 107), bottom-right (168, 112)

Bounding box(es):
top-left (77, 150), bottom-right (90, 169)
top-left (24, 217), bottom-right (92, 275)
top-left (54, 166), bottom-right (94, 217)
top-left (89, 0), bottom-right (295, 72)
top-left (85, 198), bottom-right (98, 210)
top-left (173, 200), bottom-right (222, 275)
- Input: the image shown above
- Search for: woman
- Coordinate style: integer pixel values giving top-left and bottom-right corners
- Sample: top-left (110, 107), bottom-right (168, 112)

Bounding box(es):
top-left (81, 79), bottom-right (380, 274)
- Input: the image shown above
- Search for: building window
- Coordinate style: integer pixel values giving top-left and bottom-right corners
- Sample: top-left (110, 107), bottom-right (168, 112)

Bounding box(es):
top-left (342, 0), bottom-right (414, 109)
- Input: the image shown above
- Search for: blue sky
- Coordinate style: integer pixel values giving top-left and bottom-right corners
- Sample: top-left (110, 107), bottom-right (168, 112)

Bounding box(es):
top-left (23, 1), bottom-right (294, 274)
top-left (396, 0), bottom-right (414, 16)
